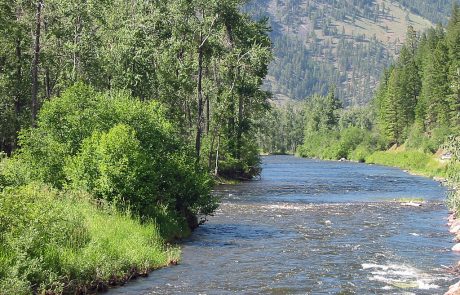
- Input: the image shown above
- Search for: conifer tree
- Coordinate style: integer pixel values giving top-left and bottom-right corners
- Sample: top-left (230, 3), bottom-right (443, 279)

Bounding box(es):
top-left (323, 86), bottom-right (342, 129)
top-left (447, 3), bottom-right (460, 131)
top-left (424, 40), bottom-right (451, 128)
top-left (380, 69), bottom-right (404, 144)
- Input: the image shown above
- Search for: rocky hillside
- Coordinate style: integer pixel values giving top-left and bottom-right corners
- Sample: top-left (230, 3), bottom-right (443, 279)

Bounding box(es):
top-left (247, 0), bottom-right (456, 105)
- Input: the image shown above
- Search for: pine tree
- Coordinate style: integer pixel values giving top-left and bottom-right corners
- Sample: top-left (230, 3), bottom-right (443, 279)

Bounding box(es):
top-left (381, 69), bottom-right (404, 144)
top-left (420, 40), bottom-right (451, 129)
top-left (323, 86), bottom-right (342, 129)
top-left (398, 29), bottom-right (420, 127)
top-left (447, 3), bottom-right (460, 131)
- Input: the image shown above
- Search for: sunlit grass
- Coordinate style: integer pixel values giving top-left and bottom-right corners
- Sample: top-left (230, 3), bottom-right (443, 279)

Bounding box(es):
top-left (365, 150), bottom-right (448, 178)
top-left (0, 184), bottom-right (180, 294)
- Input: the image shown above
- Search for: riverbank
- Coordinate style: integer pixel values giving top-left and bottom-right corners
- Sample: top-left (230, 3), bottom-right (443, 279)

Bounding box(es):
top-left (365, 150), bottom-right (450, 179)
top-left (0, 85), bottom-right (220, 295)
top-left (363, 149), bottom-right (460, 210)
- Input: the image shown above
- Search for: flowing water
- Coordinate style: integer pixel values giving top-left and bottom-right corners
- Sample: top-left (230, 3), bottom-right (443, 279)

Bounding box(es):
top-left (110, 156), bottom-right (458, 294)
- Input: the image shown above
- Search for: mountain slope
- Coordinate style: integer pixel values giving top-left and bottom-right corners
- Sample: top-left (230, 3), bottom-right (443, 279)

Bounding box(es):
top-left (247, 0), bottom-right (457, 105)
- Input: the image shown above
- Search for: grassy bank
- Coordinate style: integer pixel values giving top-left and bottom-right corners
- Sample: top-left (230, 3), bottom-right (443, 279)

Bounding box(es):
top-left (0, 184), bottom-right (182, 294)
top-left (365, 150), bottom-right (449, 178)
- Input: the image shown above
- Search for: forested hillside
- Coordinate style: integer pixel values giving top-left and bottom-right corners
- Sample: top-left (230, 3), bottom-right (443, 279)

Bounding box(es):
top-left (247, 0), bottom-right (458, 105)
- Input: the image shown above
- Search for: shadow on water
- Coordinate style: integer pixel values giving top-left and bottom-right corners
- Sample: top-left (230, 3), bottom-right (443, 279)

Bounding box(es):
top-left (109, 155), bottom-right (457, 294)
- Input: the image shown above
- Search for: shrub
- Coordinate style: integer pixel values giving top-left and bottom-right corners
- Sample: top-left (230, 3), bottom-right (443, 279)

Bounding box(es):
top-left (66, 124), bottom-right (150, 214)
top-left (335, 127), bottom-right (368, 159)
top-left (299, 128), bottom-right (380, 161)
top-left (216, 135), bottom-right (262, 179)
top-left (349, 145), bottom-right (372, 162)
top-left (13, 83), bottom-right (216, 223)
top-left (299, 130), bottom-right (339, 159)
top-left (405, 124), bottom-right (453, 153)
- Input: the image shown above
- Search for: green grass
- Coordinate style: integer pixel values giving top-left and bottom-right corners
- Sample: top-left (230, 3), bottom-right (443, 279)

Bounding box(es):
top-left (0, 184), bottom-right (180, 294)
top-left (365, 150), bottom-right (448, 178)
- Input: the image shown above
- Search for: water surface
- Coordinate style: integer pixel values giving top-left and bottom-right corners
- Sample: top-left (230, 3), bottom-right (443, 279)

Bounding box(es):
top-left (110, 156), bottom-right (457, 294)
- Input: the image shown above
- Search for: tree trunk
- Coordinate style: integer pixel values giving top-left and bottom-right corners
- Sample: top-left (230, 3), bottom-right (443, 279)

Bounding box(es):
top-left (44, 19), bottom-right (51, 99)
top-left (214, 135), bottom-right (220, 176)
top-left (225, 22), bottom-right (237, 158)
top-left (14, 38), bottom-right (22, 120)
top-left (45, 68), bottom-right (51, 99)
top-left (31, 0), bottom-right (43, 127)
top-left (195, 34), bottom-right (204, 161)
top-left (236, 73), bottom-right (244, 159)
top-left (73, 15), bottom-right (82, 80)
top-left (206, 94), bottom-right (210, 135)
top-left (208, 130), bottom-right (214, 170)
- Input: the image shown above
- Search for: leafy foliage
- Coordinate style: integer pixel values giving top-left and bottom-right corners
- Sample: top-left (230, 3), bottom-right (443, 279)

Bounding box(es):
top-left (16, 84), bottom-right (216, 219)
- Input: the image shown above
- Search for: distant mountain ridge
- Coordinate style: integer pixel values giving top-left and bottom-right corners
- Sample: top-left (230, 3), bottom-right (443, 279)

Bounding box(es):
top-left (247, 0), bottom-right (458, 106)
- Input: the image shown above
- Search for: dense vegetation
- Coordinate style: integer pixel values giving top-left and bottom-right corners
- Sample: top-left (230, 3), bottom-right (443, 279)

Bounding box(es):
top-left (0, 0), bottom-right (271, 293)
top-left (0, 0), bottom-right (272, 177)
top-left (247, 0), bottom-right (459, 105)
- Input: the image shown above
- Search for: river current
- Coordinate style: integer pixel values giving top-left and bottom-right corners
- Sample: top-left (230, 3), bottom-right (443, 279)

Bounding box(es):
top-left (110, 155), bottom-right (457, 294)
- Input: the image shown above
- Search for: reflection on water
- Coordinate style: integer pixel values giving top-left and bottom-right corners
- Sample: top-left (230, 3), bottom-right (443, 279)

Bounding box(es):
top-left (109, 156), bottom-right (457, 294)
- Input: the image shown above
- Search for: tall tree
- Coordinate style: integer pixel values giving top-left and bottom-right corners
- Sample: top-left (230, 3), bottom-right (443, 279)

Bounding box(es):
top-left (31, 0), bottom-right (43, 126)
top-left (380, 69), bottom-right (404, 144)
top-left (447, 3), bottom-right (460, 131)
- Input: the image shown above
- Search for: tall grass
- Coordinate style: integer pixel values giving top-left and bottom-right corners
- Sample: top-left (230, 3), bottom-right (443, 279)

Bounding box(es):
top-left (0, 184), bottom-right (180, 294)
top-left (365, 150), bottom-right (448, 178)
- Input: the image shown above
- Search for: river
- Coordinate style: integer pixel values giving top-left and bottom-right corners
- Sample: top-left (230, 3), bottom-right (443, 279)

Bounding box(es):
top-left (109, 155), bottom-right (457, 294)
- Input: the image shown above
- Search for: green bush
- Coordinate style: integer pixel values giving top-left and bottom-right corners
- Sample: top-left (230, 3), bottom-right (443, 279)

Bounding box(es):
top-left (349, 145), bottom-right (372, 162)
top-left (335, 127), bottom-right (368, 159)
top-left (299, 130), bottom-right (339, 159)
top-left (0, 83), bottom-right (220, 293)
top-left (299, 128), bottom-right (381, 161)
top-left (446, 136), bottom-right (460, 214)
top-left (216, 135), bottom-right (262, 179)
top-left (429, 126), bottom-right (453, 152)
top-left (66, 124), bottom-right (151, 215)
top-left (405, 124), bottom-right (453, 153)
top-left (14, 83), bottom-right (216, 220)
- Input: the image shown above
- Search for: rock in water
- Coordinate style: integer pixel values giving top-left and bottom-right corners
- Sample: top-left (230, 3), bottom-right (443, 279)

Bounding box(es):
top-left (452, 244), bottom-right (460, 252)
top-left (401, 202), bottom-right (422, 207)
top-left (445, 281), bottom-right (460, 295)
top-left (450, 221), bottom-right (460, 234)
